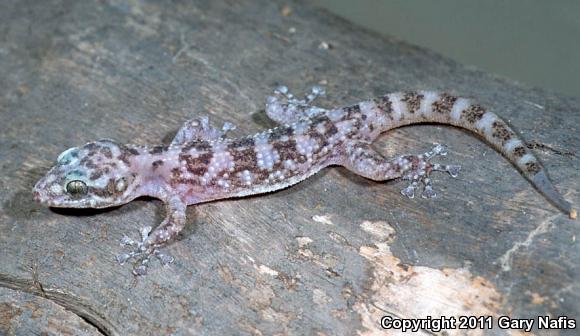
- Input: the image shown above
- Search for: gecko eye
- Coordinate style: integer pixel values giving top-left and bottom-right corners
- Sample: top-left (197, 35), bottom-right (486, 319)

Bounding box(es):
top-left (66, 180), bottom-right (88, 195)
top-left (115, 178), bottom-right (128, 192)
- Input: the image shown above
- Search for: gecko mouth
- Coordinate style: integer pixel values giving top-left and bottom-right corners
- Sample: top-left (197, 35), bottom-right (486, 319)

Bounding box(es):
top-left (32, 185), bottom-right (91, 208)
top-left (32, 190), bottom-right (61, 207)
top-left (34, 194), bottom-right (98, 208)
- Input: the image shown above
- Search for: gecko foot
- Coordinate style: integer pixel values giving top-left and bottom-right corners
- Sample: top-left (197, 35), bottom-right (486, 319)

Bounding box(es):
top-left (116, 226), bottom-right (174, 276)
top-left (266, 85), bottom-right (328, 123)
top-left (399, 144), bottom-right (461, 199)
top-left (274, 85), bottom-right (326, 106)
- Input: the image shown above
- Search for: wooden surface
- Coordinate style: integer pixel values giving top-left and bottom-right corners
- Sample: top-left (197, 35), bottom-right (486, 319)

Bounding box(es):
top-left (0, 1), bottom-right (578, 335)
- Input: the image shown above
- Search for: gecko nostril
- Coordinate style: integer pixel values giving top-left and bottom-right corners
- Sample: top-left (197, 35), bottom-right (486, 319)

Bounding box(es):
top-left (33, 191), bottom-right (42, 202)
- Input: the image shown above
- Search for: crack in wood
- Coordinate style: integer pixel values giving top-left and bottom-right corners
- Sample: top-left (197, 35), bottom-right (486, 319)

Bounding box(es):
top-left (0, 273), bottom-right (114, 336)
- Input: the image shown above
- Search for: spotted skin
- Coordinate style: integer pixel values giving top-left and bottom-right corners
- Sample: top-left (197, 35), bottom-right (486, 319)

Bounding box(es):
top-left (401, 91), bottom-right (424, 114)
top-left (432, 93), bottom-right (458, 114)
top-left (33, 87), bottom-right (576, 275)
top-left (513, 146), bottom-right (527, 159)
top-left (461, 104), bottom-right (486, 123)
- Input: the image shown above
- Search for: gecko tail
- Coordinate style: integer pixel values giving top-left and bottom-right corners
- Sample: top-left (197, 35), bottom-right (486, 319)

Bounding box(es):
top-left (532, 171), bottom-right (576, 219)
top-left (366, 90), bottom-right (575, 218)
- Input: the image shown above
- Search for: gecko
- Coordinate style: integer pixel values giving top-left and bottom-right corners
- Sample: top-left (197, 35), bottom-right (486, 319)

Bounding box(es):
top-left (33, 86), bottom-right (576, 275)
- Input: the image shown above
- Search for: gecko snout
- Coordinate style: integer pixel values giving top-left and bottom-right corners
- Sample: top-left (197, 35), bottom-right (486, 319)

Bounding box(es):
top-left (32, 179), bottom-right (52, 205)
top-left (32, 188), bottom-right (48, 204)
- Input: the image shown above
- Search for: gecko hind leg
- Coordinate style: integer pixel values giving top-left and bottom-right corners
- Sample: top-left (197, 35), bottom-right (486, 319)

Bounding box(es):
top-left (340, 142), bottom-right (461, 199)
top-left (265, 85), bottom-right (328, 124)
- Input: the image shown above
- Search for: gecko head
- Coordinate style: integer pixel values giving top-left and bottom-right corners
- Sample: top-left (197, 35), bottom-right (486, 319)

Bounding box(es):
top-left (33, 139), bottom-right (142, 208)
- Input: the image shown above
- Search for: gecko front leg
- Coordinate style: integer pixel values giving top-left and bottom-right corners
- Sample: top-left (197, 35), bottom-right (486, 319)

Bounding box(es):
top-left (117, 194), bottom-right (187, 275)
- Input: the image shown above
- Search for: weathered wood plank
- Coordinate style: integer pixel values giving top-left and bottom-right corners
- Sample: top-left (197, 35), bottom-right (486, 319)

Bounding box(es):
top-left (0, 0), bottom-right (578, 335)
top-left (0, 287), bottom-right (101, 335)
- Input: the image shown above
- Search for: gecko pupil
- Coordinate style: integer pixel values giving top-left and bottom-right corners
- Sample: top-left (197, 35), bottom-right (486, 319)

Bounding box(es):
top-left (66, 180), bottom-right (88, 195)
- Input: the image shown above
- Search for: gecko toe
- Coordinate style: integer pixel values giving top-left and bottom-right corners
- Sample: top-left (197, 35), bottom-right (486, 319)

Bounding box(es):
top-left (400, 184), bottom-right (417, 199)
top-left (116, 252), bottom-right (134, 264)
top-left (133, 263), bottom-right (149, 276)
top-left (432, 163), bottom-right (461, 178)
top-left (154, 250), bottom-right (175, 265)
top-left (447, 165), bottom-right (462, 178)
top-left (421, 185), bottom-right (437, 199)
top-left (120, 235), bottom-right (136, 246)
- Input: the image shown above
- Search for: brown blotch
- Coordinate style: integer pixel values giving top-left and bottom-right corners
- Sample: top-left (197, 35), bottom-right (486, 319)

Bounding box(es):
top-left (100, 147), bottom-right (113, 159)
top-left (393, 163), bottom-right (402, 173)
top-left (180, 152), bottom-right (212, 176)
top-left (84, 143), bottom-right (99, 151)
top-left (81, 158), bottom-right (98, 169)
top-left (343, 104), bottom-right (361, 118)
top-left (308, 127), bottom-right (330, 154)
top-left (117, 146), bottom-right (139, 166)
top-left (182, 140), bottom-right (212, 153)
top-left (89, 187), bottom-right (107, 198)
top-left (152, 160), bottom-right (164, 171)
top-left (525, 161), bottom-right (541, 175)
top-left (228, 143), bottom-right (258, 172)
top-left (432, 93), bottom-right (458, 114)
top-left (171, 167), bottom-right (182, 179)
top-left (461, 104), bottom-right (486, 123)
top-left (512, 146), bottom-right (527, 158)
top-left (90, 170), bottom-right (103, 180)
top-left (170, 177), bottom-right (194, 187)
top-left (149, 145), bottom-right (168, 154)
top-left (123, 146), bottom-right (140, 156)
top-left (271, 138), bottom-right (298, 167)
top-left (491, 121), bottom-right (514, 144)
top-left (325, 121), bottom-right (339, 137)
top-left (90, 178), bottom-right (116, 198)
top-left (117, 154), bottom-right (130, 166)
top-left (235, 137), bottom-right (255, 147)
top-left (268, 126), bottom-right (294, 141)
top-left (308, 115), bottom-right (337, 145)
top-left (373, 96), bottom-right (394, 120)
top-left (196, 140), bottom-right (212, 151)
top-left (310, 114), bottom-right (332, 125)
top-left (240, 168), bottom-right (269, 187)
top-left (401, 91), bottom-right (424, 113)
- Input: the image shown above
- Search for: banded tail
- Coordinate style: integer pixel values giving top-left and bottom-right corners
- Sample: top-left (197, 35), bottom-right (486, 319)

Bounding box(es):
top-left (366, 90), bottom-right (575, 219)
